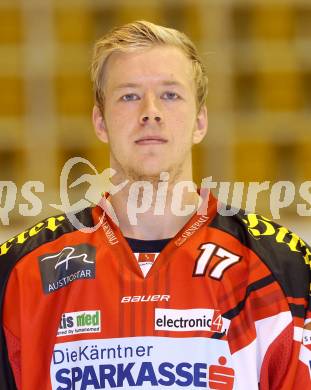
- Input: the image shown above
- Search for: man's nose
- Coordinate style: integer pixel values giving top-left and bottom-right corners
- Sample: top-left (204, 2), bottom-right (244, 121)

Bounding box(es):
top-left (139, 95), bottom-right (162, 124)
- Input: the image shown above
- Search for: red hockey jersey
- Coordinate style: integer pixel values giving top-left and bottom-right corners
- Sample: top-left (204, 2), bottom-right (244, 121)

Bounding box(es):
top-left (0, 195), bottom-right (310, 389)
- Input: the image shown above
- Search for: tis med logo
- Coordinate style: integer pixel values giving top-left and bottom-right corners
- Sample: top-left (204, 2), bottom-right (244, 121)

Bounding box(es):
top-left (57, 310), bottom-right (101, 337)
top-left (38, 244), bottom-right (96, 294)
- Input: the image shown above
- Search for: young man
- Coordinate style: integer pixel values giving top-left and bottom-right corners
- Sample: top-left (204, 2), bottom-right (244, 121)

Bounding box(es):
top-left (0, 21), bottom-right (310, 389)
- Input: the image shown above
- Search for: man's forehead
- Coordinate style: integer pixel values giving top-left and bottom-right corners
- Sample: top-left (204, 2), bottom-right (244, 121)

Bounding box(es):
top-left (104, 46), bottom-right (194, 89)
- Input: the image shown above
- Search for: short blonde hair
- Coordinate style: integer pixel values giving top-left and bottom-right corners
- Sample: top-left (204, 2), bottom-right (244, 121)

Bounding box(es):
top-left (91, 20), bottom-right (208, 111)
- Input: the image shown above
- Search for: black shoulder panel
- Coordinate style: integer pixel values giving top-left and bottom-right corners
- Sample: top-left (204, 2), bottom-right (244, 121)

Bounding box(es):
top-left (0, 207), bottom-right (94, 390)
top-left (210, 210), bottom-right (310, 303)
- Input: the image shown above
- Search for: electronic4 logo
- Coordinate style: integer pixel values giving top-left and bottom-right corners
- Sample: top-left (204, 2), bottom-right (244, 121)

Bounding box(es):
top-left (155, 308), bottom-right (230, 334)
top-left (210, 311), bottom-right (224, 333)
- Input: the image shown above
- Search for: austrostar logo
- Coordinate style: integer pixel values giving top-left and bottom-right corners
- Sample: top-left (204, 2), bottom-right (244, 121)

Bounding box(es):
top-left (38, 243), bottom-right (96, 294)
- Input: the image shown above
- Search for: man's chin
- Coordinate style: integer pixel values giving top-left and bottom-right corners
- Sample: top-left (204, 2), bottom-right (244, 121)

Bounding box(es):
top-left (127, 166), bottom-right (168, 183)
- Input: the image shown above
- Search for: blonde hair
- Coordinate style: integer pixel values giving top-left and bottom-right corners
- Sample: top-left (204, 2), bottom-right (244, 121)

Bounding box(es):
top-left (91, 20), bottom-right (208, 111)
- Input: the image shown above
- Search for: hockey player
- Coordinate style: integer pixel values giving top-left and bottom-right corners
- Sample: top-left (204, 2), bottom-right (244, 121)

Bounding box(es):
top-left (0, 20), bottom-right (310, 389)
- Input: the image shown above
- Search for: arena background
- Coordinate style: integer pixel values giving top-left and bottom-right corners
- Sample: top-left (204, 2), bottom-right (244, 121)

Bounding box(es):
top-left (1, 0), bottom-right (311, 242)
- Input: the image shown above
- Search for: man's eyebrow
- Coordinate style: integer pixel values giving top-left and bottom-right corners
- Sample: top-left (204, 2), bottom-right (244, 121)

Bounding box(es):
top-left (114, 82), bottom-right (140, 90)
top-left (113, 80), bottom-right (186, 90)
top-left (160, 80), bottom-right (185, 88)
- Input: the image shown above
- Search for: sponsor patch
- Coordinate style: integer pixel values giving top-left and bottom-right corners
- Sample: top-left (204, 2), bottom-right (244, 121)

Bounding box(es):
top-left (303, 319), bottom-right (311, 345)
top-left (57, 310), bottom-right (101, 337)
top-left (0, 215), bottom-right (65, 257)
top-left (155, 308), bottom-right (229, 333)
top-left (38, 244), bottom-right (96, 294)
top-left (174, 215), bottom-right (209, 247)
top-left (134, 252), bottom-right (158, 277)
top-left (121, 295), bottom-right (170, 303)
top-left (50, 337), bottom-right (234, 389)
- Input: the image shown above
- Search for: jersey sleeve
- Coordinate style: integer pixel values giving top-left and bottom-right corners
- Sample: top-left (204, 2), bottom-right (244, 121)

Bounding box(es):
top-left (242, 214), bottom-right (311, 388)
top-left (0, 210), bottom-right (93, 390)
top-left (296, 298), bottom-right (311, 386)
top-left (210, 211), bottom-right (311, 388)
top-left (0, 245), bottom-right (20, 390)
top-left (3, 326), bottom-right (21, 389)
top-left (2, 266), bottom-right (21, 389)
top-left (259, 318), bottom-right (310, 388)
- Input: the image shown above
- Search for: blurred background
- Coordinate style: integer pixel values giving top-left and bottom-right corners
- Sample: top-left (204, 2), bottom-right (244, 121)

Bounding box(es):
top-left (1, 0), bottom-right (311, 242)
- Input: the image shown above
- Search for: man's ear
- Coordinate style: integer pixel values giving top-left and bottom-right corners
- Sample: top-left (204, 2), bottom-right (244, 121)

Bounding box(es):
top-left (193, 105), bottom-right (208, 144)
top-left (93, 105), bottom-right (108, 143)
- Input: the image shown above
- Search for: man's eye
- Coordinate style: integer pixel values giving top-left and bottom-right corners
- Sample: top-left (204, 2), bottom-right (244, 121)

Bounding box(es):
top-left (162, 92), bottom-right (180, 100)
top-left (121, 94), bottom-right (139, 101)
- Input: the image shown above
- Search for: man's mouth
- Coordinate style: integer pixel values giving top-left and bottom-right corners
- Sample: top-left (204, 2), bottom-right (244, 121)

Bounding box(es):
top-left (135, 137), bottom-right (168, 145)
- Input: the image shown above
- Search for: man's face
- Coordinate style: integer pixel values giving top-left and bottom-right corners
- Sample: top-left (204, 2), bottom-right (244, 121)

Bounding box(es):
top-left (93, 45), bottom-right (207, 181)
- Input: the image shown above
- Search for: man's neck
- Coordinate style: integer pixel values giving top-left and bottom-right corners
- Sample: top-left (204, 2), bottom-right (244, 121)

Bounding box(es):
top-left (107, 179), bottom-right (201, 240)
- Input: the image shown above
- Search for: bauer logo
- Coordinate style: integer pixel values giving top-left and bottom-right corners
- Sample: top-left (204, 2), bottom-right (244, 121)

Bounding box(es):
top-left (57, 310), bottom-right (101, 337)
top-left (38, 244), bottom-right (96, 294)
top-left (155, 308), bottom-right (230, 333)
